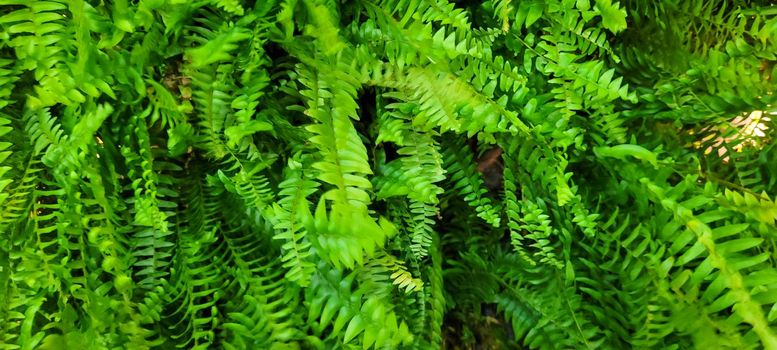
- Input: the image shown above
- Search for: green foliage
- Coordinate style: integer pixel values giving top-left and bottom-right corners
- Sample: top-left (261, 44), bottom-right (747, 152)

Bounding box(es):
top-left (1, 0), bottom-right (776, 349)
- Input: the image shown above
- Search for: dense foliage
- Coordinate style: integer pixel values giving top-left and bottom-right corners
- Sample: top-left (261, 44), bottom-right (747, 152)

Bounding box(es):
top-left (1, 0), bottom-right (777, 348)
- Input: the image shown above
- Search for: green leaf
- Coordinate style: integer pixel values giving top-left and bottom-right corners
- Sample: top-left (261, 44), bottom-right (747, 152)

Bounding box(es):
top-left (167, 123), bottom-right (194, 157)
top-left (593, 144), bottom-right (658, 167)
top-left (225, 120), bottom-right (273, 148)
top-left (595, 0), bottom-right (627, 33)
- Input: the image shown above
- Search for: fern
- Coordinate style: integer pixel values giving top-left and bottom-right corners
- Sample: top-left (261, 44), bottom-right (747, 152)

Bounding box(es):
top-left (273, 153), bottom-right (319, 287)
top-left (306, 263), bottom-right (413, 348)
top-left (0, 114), bottom-right (12, 218)
top-left (441, 136), bottom-right (501, 227)
top-left (2, 0), bottom-right (777, 349)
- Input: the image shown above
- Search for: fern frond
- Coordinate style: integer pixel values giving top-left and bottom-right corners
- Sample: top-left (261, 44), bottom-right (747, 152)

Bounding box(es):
top-left (441, 137), bottom-right (501, 227)
top-left (212, 0), bottom-right (245, 16)
top-left (516, 199), bottom-right (564, 269)
top-left (425, 232), bottom-right (445, 348)
top-left (2, 0), bottom-right (776, 348)
top-left (227, 22), bottom-right (273, 153)
top-left (718, 189), bottom-right (777, 229)
top-left (273, 154), bottom-right (320, 287)
top-left (0, 59), bottom-right (19, 109)
top-left (0, 1), bottom-right (78, 108)
top-left (218, 219), bottom-right (305, 348)
top-left (303, 0), bottom-right (348, 55)
top-left (306, 264), bottom-right (413, 348)
top-left (374, 106), bottom-right (445, 258)
top-left (296, 62), bottom-right (374, 211)
top-left (642, 177), bottom-right (777, 349)
top-left (307, 198), bottom-right (395, 270)
top-left (0, 114), bottom-right (13, 220)
top-left (377, 0), bottom-right (471, 30)
top-left (368, 252), bottom-right (424, 294)
top-left (122, 115), bottom-right (174, 290)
